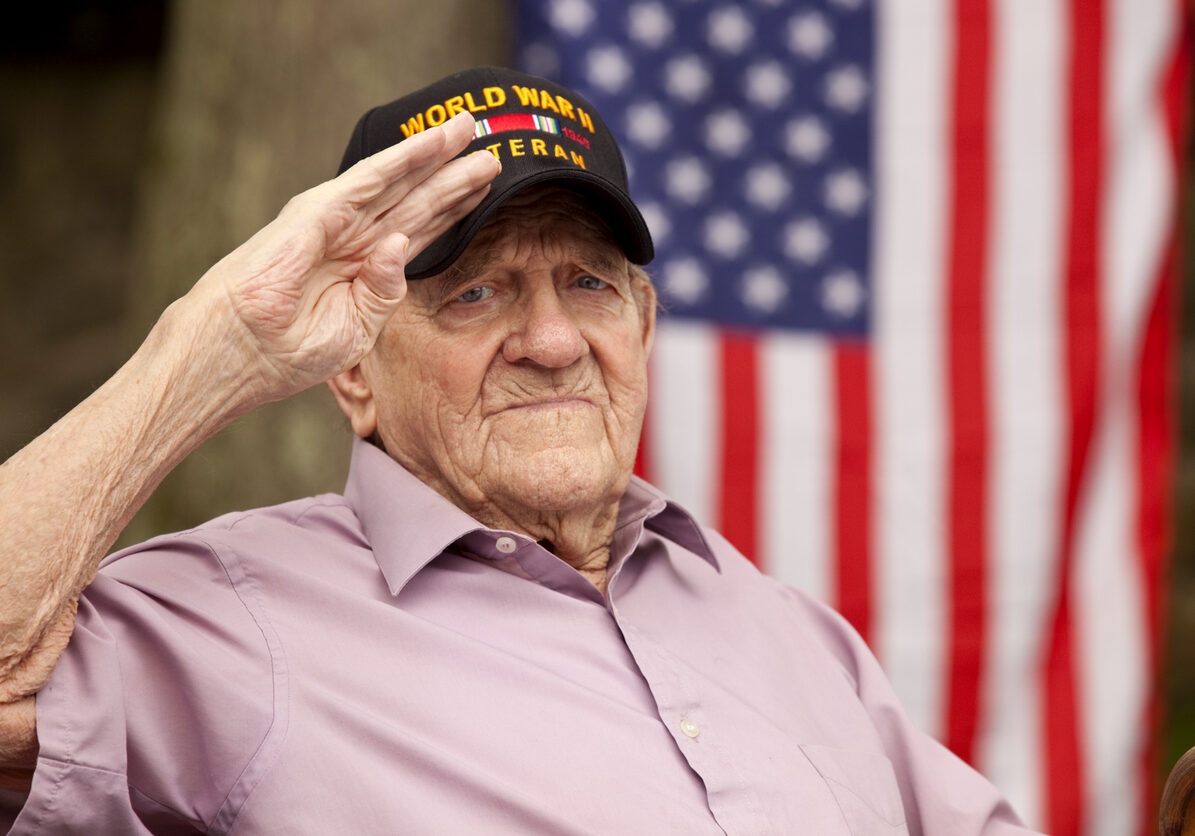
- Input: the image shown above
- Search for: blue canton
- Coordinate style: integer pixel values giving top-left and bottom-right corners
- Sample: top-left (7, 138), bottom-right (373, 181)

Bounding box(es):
top-left (514, 0), bottom-right (874, 336)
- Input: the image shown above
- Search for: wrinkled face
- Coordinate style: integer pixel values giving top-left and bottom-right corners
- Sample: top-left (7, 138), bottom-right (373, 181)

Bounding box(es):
top-left (347, 188), bottom-right (656, 520)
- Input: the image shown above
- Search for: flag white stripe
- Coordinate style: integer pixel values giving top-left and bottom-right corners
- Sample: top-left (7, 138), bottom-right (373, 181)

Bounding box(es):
top-left (648, 322), bottom-right (720, 528)
top-left (761, 334), bottom-right (832, 602)
top-left (872, 0), bottom-right (950, 739)
top-left (1105, 0), bottom-right (1178, 336)
top-left (1076, 411), bottom-right (1145, 836)
top-left (977, 0), bottom-right (1068, 826)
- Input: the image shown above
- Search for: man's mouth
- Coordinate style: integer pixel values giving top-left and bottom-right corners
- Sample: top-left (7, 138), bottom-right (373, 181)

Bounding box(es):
top-left (501, 397), bottom-right (595, 413)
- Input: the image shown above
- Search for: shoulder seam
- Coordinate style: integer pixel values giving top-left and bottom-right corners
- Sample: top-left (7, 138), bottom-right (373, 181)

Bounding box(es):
top-left (191, 537), bottom-right (291, 836)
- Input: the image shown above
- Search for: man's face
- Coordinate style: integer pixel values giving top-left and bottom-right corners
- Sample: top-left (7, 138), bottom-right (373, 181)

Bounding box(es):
top-left (348, 189), bottom-right (656, 521)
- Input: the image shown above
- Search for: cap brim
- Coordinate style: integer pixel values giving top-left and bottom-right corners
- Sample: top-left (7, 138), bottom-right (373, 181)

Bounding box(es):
top-left (404, 169), bottom-right (654, 280)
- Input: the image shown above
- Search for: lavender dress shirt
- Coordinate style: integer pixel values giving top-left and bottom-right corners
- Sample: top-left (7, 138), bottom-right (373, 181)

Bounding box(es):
top-left (3, 438), bottom-right (1038, 835)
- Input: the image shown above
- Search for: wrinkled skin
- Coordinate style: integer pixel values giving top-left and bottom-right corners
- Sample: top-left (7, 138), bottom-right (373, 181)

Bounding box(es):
top-left (330, 188), bottom-right (656, 589)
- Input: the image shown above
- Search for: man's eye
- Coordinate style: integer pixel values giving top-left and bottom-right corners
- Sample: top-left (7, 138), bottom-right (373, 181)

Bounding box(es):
top-left (576, 275), bottom-right (610, 290)
top-left (456, 286), bottom-right (494, 303)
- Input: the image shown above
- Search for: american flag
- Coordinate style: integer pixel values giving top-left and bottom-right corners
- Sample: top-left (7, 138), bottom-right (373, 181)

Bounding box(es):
top-left (514, 0), bottom-right (1191, 834)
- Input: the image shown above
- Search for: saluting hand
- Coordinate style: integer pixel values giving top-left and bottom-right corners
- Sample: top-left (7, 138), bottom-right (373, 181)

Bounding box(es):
top-left (187, 111), bottom-right (498, 403)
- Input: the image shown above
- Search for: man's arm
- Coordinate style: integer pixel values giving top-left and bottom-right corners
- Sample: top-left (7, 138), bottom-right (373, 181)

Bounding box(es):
top-left (0, 112), bottom-right (500, 785)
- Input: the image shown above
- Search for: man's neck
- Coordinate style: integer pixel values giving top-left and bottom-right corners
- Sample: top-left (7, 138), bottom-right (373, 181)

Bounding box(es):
top-left (471, 500), bottom-right (619, 594)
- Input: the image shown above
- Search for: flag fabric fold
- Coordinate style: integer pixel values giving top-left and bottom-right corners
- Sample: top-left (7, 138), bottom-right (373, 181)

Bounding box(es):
top-left (514, 1), bottom-right (1191, 833)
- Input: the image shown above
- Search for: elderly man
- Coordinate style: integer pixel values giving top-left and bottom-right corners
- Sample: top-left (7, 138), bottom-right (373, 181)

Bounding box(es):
top-left (0, 67), bottom-right (1036, 834)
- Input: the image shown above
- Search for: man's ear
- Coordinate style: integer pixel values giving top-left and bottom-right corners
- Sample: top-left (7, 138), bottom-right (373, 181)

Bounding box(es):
top-left (327, 365), bottom-right (378, 439)
top-left (632, 273), bottom-right (657, 355)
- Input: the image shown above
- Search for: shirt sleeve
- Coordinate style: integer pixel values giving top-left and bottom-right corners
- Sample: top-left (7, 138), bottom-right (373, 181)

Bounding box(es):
top-left (788, 588), bottom-right (1043, 836)
top-left (4, 533), bottom-right (283, 835)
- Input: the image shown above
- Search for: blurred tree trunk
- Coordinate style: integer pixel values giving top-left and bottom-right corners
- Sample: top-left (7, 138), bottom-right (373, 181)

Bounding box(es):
top-left (120, 0), bottom-right (509, 546)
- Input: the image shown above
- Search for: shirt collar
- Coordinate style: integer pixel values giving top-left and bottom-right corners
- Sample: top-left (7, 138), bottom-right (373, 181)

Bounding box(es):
top-left (343, 436), bottom-right (721, 597)
top-left (616, 476), bottom-right (721, 572)
top-left (343, 437), bottom-right (485, 596)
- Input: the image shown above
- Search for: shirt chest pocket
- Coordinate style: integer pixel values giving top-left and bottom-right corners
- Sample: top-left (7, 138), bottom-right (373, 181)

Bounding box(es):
top-left (799, 744), bottom-right (910, 835)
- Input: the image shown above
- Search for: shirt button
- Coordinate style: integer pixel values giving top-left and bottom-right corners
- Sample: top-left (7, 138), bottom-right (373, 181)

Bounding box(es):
top-left (680, 718), bottom-right (700, 739)
top-left (495, 536), bottom-right (517, 554)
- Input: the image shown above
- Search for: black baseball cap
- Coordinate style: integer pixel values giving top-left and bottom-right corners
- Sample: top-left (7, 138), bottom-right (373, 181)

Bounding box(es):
top-left (338, 66), bottom-right (655, 280)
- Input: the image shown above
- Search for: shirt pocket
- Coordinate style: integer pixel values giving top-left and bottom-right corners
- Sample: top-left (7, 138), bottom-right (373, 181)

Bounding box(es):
top-left (800, 744), bottom-right (910, 835)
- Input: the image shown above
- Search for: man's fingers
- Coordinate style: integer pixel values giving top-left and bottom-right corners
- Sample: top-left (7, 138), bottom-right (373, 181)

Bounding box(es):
top-left (403, 180), bottom-right (492, 259)
top-left (353, 232), bottom-right (410, 326)
top-left (310, 114), bottom-right (497, 264)
top-left (328, 149), bottom-right (496, 270)
top-left (366, 131), bottom-right (499, 236)
top-left (340, 112), bottom-right (479, 222)
top-left (367, 111), bottom-right (477, 183)
top-left (385, 148), bottom-right (498, 244)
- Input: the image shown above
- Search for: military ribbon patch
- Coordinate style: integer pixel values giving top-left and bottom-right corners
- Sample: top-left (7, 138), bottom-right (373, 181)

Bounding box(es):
top-left (473, 113), bottom-right (561, 138)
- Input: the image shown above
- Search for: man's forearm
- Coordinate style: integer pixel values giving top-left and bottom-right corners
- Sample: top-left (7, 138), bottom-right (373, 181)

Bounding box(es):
top-left (0, 295), bottom-right (261, 703)
top-left (0, 110), bottom-right (496, 747)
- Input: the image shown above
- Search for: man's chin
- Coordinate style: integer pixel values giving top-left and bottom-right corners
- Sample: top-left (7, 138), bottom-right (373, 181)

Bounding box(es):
top-left (487, 447), bottom-right (625, 514)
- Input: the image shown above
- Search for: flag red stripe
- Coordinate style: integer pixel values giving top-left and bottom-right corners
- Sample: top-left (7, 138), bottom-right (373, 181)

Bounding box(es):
top-left (1045, 2), bottom-right (1104, 832)
top-left (944, 0), bottom-right (991, 766)
top-left (833, 343), bottom-right (873, 645)
top-left (718, 333), bottom-right (760, 565)
top-left (1138, 15), bottom-right (1190, 832)
top-left (1137, 244), bottom-right (1178, 836)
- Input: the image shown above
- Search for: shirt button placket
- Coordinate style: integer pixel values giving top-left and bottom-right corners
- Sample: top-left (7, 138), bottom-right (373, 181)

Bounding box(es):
top-left (679, 717), bottom-right (700, 740)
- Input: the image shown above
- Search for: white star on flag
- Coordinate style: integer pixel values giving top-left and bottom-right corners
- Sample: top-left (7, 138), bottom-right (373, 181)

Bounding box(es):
top-left (705, 109), bottom-right (751, 157)
top-left (741, 266), bottom-right (789, 314)
top-left (665, 156), bottom-right (712, 203)
top-left (744, 163), bottom-right (791, 211)
top-left (706, 6), bottom-right (753, 53)
top-left (825, 64), bottom-right (869, 112)
top-left (627, 2), bottom-right (673, 48)
top-left (661, 257), bottom-right (710, 306)
top-left (820, 269), bottom-right (866, 318)
top-left (664, 55), bottom-right (712, 102)
top-left (786, 116), bottom-right (831, 163)
top-left (744, 61), bottom-right (792, 108)
top-left (586, 45), bottom-right (632, 92)
top-left (549, 0), bottom-right (595, 37)
top-left (637, 200), bottom-right (671, 244)
top-left (789, 11), bottom-right (833, 59)
top-left (625, 100), bottom-right (670, 148)
top-left (823, 168), bottom-right (868, 215)
top-left (704, 211), bottom-right (750, 258)
top-left (784, 217), bottom-right (830, 264)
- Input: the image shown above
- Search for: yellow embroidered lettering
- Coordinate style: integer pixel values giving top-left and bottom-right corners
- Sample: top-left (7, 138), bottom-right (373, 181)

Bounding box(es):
top-left (570, 151), bottom-right (586, 169)
top-left (508, 138), bottom-right (525, 156)
top-left (463, 92), bottom-right (486, 113)
top-left (400, 113), bottom-right (427, 138)
top-left (445, 96), bottom-right (465, 117)
top-left (553, 144), bottom-right (569, 160)
top-left (538, 91), bottom-right (561, 114)
top-left (555, 96), bottom-right (576, 121)
top-left (578, 108), bottom-right (595, 133)
top-left (426, 104), bottom-right (447, 126)
top-left (531, 138), bottom-right (547, 155)
top-left (484, 86), bottom-right (506, 107)
top-left (484, 143), bottom-right (502, 159)
top-left (511, 85), bottom-right (540, 107)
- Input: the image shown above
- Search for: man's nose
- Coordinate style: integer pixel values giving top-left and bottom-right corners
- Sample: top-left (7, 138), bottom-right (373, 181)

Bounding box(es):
top-left (501, 285), bottom-right (588, 368)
